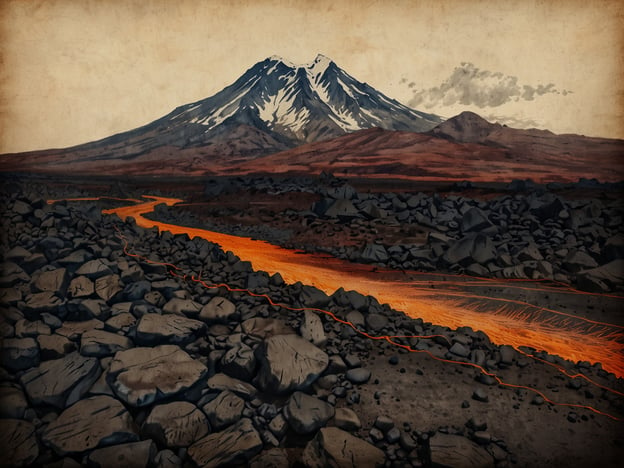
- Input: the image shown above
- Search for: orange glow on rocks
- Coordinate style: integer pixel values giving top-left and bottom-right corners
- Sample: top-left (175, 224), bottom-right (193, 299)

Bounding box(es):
top-left (101, 196), bottom-right (624, 378)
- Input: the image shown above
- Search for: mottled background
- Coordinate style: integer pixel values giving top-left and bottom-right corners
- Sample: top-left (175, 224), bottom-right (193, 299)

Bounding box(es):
top-left (1, 0), bottom-right (623, 153)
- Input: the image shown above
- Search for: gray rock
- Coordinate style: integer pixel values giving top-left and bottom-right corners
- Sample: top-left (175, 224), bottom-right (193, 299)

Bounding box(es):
top-left (0, 419), bottom-right (39, 467)
top-left (206, 372), bottom-right (257, 400)
top-left (56, 319), bottom-right (105, 340)
top-left (202, 390), bottom-right (245, 430)
top-left (136, 313), bottom-right (205, 346)
top-left (23, 291), bottom-right (63, 314)
top-left (221, 344), bottom-right (257, 381)
top-left (444, 234), bottom-right (496, 266)
top-left (94, 274), bottom-right (123, 302)
top-left (32, 267), bottom-right (69, 295)
top-left (75, 259), bottom-right (114, 279)
top-left (240, 318), bottom-right (295, 339)
top-left (563, 250), bottom-right (599, 273)
top-left (143, 401), bottom-right (209, 448)
top-left (300, 310), bottom-right (327, 346)
top-left (429, 433), bottom-right (495, 468)
top-left (20, 352), bottom-right (100, 408)
top-left (86, 440), bottom-right (156, 468)
top-left (284, 391), bottom-right (335, 435)
top-left (162, 297), bottom-right (203, 316)
top-left (450, 342), bottom-right (470, 358)
top-left (324, 199), bottom-right (360, 219)
top-left (345, 367), bottom-right (371, 384)
top-left (14, 319), bottom-right (51, 338)
top-left (334, 407), bottom-right (361, 431)
top-left (42, 395), bottom-right (137, 455)
top-left (361, 243), bottom-right (389, 263)
top-left (255, 334), bottom-right (328, 394)
top-left (38, 333), bottom-right (75, 359)
top-left (188, 418), bottom-right (263, 468)
top-left (1, 337), bottom-right (40, 371)
top-left (299, 285), bottom-right (330, 308)
top-left (0, 384), bottom-right (29, 419)
top-left (461, 207), bottom-right (493, 233)
top-left (199, 296), bottom-right (238, 323)
top-left (108, 345), bottom-right (207, 406)
top-left (365, 313), bottom-right (388, 331)
top-left (80, 329), bottom-right (132, 357)
top-left (301, 427), bottom-right (385, 468)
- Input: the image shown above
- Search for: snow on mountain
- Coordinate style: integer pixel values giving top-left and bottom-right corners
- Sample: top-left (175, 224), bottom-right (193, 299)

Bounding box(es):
top-left (159, 54), bottom-right (443, 146)
top-left (32, 54), bottom-right (444, 163)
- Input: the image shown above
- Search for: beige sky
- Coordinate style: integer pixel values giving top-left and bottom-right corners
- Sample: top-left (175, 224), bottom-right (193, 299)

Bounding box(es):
top-left (1, 0), bottom-right (623, 153)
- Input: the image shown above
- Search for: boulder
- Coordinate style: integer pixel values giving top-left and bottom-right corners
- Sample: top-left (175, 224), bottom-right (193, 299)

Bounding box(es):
top-left (206, 373), bottom-right (257, 400)
top-left (0, 419), bottom-right (39, 467)
top-left (334, 407), bottom-right (361, 431)
top-left (32, 267), bottom-right (69, 295)
top-left (0, 385), bottom-right (29, 419)
top-left (202, 390), bottom-right (245, 430)
top-left (221, 344), bottom-right (257, 381)
top-left (94, 274), bottom-right (123, 302)
top-left (1, 337), bottom-right (40, 371)
top-left (108, 345), bottom-right (207, 406)
top-left (199, 297), bottom-right (238, 323)
top-left (239, 318), bottom-right (295, 340)
top-left (188, 418), bottom-right (263, 468)
top-left (284, 392), bottom-right (335, 434)
top-left (135, 313), bottom-right (205, 345)
top-left (75, 259), bottom-right (114, 279)
top-left (360, 244), bottom-right (389, 263)
top-left (143, 401), bottom-right (209, 448)
top-left (301, 427), bottom-right (385, 467)
top-left (80, 329), bottom-right (132, 357)
top-left (255, 334), bottom-right (328, 394)
top-left (162, 297), bottom-right (203, 316)
top-left (86, 440), bottom-right (156, 468)
top-left (42, 395), bottom-right (137, 455)
top-left (300, 310), bottom-right (327, 346)
top-left (20, 352), bottom-right (100, 408)
top-left (460, 208), bottom-right (493, 233)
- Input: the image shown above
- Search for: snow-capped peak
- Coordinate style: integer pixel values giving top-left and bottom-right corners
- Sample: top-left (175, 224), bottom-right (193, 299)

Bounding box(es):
top-left (306, 54), bottom-right (333, 72)
top-left (267, 55), bottom-right (295, 68)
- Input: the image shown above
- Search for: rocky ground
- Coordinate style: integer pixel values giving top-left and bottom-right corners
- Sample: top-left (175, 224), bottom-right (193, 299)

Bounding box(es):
top-left (1, 178), bottom-right (624, 468)
top-left (150, 174), bottom-right (624, 293)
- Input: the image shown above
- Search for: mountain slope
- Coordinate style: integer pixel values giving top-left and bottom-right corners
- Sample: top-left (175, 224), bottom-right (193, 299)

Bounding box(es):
top-left (0, 54), bottom-right (443, 171)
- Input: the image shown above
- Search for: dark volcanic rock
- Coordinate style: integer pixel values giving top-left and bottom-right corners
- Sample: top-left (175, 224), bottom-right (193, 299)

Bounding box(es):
top-left (86, 439), bottom-right (156, 468)
top-left (301, 427), bottom-right (385, 467)
top-left (42, 395), bottom-right (138, 455)
top-left (202, 390), bottom-right (245, 430)
top-left (255, 334), bottom-right (328, 394)
top-left (284, 391), bottom-right (335, 434)
top-left (1, 337), bottom-right (40, 371)
top-left (135, 313), bottom-right (206, 345)
top-left (206, 373), bottom-right (258, 400)
top-left (142, 401), bottom-right (209, 448)
top-left (80, 329), bottom-right (132, 357)
top-left (108, 345), bottom-right (208, 406)
top-left (20, 352), bottom-right (100, 408)
top-left (0, 419), bottom-right (39, 467)
top-left (187, 418), bottom-right (263, 468)
top-left (199, 296), bottom-right (238, 323)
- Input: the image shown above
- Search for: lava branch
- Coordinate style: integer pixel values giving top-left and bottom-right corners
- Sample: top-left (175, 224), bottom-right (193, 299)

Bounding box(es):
top-left (113, 223), bottom-right (623, 422)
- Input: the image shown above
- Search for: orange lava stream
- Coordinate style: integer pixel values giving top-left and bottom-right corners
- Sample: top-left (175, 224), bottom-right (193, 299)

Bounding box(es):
top-left (110, 223), bottom-right (623, 421)
top-left (99, 196), bottom-right (624, 379)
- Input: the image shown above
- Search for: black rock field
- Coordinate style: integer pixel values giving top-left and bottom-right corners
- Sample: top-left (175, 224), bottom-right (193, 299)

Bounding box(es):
top-left (1, 177), bottom-right (623, 468)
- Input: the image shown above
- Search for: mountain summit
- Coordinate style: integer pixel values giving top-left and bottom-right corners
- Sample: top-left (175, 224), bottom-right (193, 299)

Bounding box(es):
top-left (159, 54), bottom-right (443, 146)
top-left (20, 55), bottom-right (442, 163)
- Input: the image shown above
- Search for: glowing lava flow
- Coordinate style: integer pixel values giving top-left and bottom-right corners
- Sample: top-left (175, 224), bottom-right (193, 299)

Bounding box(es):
top-left (110, 222), bottom-right (623, 421)
top-left (97, 195), bottom-right (624, 379)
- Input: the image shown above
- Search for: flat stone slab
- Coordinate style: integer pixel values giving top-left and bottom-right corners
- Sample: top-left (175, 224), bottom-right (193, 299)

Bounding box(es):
top-left (136, 313), bottom-right (205, 345)
top-left (108, 345), bottom-right (208, 406)
top-left (0, 419), bottom-right (39, 467)
top-left (256, 334), bottom-right (328, 394)
top-left (188, 418), bottom-right (263, 468)
top-left (20, 352), bottom-right (100, 408)
top-left (142, 401), bottom-right (209, 448)
top-left (42, 395), bottom-right (138, 455)
top-left (80, 329), bottom-right (132, 357)
top-left (86, 440), bottom-right (156, 468)
top-left (301, 427), bottom-right (385, 467)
